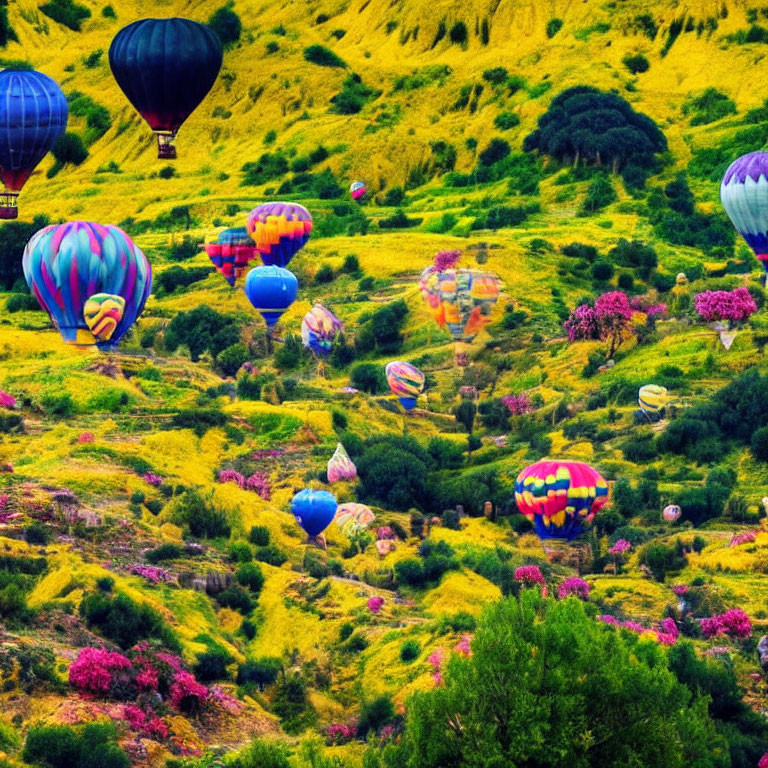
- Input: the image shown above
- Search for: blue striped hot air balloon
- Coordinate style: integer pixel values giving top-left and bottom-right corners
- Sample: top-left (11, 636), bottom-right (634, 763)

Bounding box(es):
top-left (291, 489), bottom-right (337, 538)
top-left (244, 265), bottom-right (298, 329)
top-left (0, 70), bottom-right (68, 219)
top-left (22, 222), bottom-right (152, 351)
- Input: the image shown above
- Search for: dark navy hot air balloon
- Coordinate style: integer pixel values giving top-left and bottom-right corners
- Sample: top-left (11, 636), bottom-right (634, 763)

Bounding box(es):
top-left (0, 70), bottom-right (68, 219)
top-left (244, 265), bottom-right (298, 329)
top-left (109, 18), bottom-right (223, 159)
top-left (22, 222), bottom-right (152, 351)
top-left (291, 489), bottom-right (337, 538)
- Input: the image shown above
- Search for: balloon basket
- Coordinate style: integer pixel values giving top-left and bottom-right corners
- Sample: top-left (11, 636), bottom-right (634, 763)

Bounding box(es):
top-left (0, 192), bottom-right (18, 219)
top-left (155, 132), bottom-right (177, 159)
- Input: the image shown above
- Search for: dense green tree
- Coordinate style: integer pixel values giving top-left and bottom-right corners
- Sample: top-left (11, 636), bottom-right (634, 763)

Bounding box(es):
top-left (208, 4), bottom-right (241, 46)
top-left (165, 306), bottom-right (243, 361)
top-left (0, 215), bottom-right (49, 291)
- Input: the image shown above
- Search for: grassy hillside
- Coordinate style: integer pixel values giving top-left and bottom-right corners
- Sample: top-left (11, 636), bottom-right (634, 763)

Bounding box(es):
top-left (2, 1), bottom-right (768, 766)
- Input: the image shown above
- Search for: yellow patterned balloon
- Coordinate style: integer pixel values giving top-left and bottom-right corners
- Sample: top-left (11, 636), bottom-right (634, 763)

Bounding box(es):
top-left (83, 293), bottom-right (126, 343)
top-left (638, 384), bottom-right (669, 415)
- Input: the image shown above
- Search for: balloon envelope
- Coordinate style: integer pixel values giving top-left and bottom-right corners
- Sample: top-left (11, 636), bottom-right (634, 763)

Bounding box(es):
top-left (385, 361), bottom-right (425, 411)
top-left (419, 266), bottom-right (501, 343)
top-left (515, 460), bottom-right (608, 540)
top-left (721, 152), bottom-right (768, 271)
top-left (662, 504), bottom-right (681, 523)
top-left (109, 18), bottom-right (222, 157)
top-left (350, 181), bottom-right (366, 201)
top-left (327, 443), bottom-right (357, 483)
top-left (205, 227), bottom-right (259, 287)
top-left (335, 502), bottom-right (375, 535)
top-left (244, 266), bottom-right (298, 329)
top-left (291, 489), bottom-right (337, 537)
top-left (0, 70), bottom-right (68, 218)
top-left (247, 202), bottom-right (313, 267)
top-left (301, 303), bottom-right (343, 356)
top-left (638, 384), bottom-right (669, 415)
top-left (23, 222), bottom-right (152, 350)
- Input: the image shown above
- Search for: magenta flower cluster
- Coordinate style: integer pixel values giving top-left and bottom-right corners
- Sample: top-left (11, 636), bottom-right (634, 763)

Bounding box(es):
top-left (128, 564), bottom-right (174, 584)
top-left (609, 539), bottom-right (632, 555)
top-left (327, 723), bottom-right (355, 745)
top-left (694, 287), bottom-right (757, 323)
top-left (78, 432), bottom-right (95, 443)
top-left (0, 390), bottom-right (16, 409)
top-left (427, 648), bottom-right (445, 687)
top-left (433, 249), bottom-right (462, 271)
top-left (376, 526), bottom-right (395, 541)
top-left (564, 291), bottom-right (633, 344)
top-left (558, 577), bottom-right (590, 600)
top-left (218, 470), bottom-right (271, 500)
top-left (672, 584), bottom-right (689, 596)
top-left (501, 393), bottom-right (533, 416)
top-left (729, 530), bottom-right (758, 547)
top-left (514, 565), bottom-right (545, 585)
top-left (700, 608), bottom-right (752, 639)
top-left (598, 615), bottom-right (677, 645)
top-left (630, 296), bottom-right (667, 317)
top-left (368, 596), bottom-right (385, 614)
top-left (454, 634), bottom-right (472, 657)
top-left (758, 753), bottom-right (768, 768)
top-left (142, 472), bottom-right (163, 487)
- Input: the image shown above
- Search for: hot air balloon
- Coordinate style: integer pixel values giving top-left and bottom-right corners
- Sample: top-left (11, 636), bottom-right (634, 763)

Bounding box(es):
top-left (514, 460), bottom-right (608, 540)
top-left (246, 202), bottom-right (313, 267)
top-left (205, 227), bottom-right (259, 287)
top-left (721, 152), bottom-right (768, 284)
top-left (301, 303), bottom-right (343, 356)
top-left (244, 266), bottom-right (298, 330)
top-left (23, 222), bottom-right (152, 350)
top-left (419, 264), bottom-right (501, 366)
top-left (291, 489), bottom-right (337, 538)
top-left (0, 70), bottom-right (68, 219)
top-left (638, 384), bottom-right (669, 419)
top-left (335, 502), bottom-right (375, 536)
top-left (385, 361), bottom-right (425, 411)
top-left (350, 181), bottom-right (366, 201)
top-left (662, 504), bottom-right (682, 523)
top-left (327, 443), bottom-right (357, 483)
top-left (109, 18), bottom-right (223, 159)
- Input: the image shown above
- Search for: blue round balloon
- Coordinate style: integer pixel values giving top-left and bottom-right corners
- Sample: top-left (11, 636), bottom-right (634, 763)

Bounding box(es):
top-left (291, 489), bottom-right (337, 537)
top-left (244, 265), bottom-right (298, 329)
top-left (0, 70), bottom-right (68, 218)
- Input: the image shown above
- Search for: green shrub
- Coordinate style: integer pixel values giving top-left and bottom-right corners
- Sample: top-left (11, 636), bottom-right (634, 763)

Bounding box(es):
top-left (494, 112), bottom-right (520, 130)
top-left (751, 426), bottom-right (768, 462)
top-left (145, 543), bottom-right (184, 563)
top-left (23, 722), bottom-right (128, 768)
top-left (254, 545), bottom-right (287, 566)
top-left (165, 305), bottom-right (244, 361)
top-left (304, 44), bottom-right (346, 67)
top-left (350, 363), bottom-right (387, 394)
top-left (249, 526), bottom-right (270, 546)
top-left (217, 343), bottom-right (249, 377)
top-left (236, 563), bottom-right (265, 594)
top-left (546, 18), bottom-right (563, 37)
top-left (39, 0), bottom-right (91, 31)
top-left (40, 392), bottom-right (75, 419)
top-left (622, 53), bottom-right (649, 74)
top-left (379, 210), bottom-right (423, 229)
top-left (683, 88), bottom-right (737, 126)
top-left (330, 74), bottom-right (379, 115)
top-left (51, 132), bottom-right (88, 167)
top-left (237, 657), bottom-right (282, 690)
top-left (7, 293), bottom-right (41, 313)
top-left (449, 21), bottom-right (468, 45)
top-left (154, 265), bottom-right (211, 295)
top-left (80, 591), bottom-right (179, 651)
top-left (208, 5), bottom-right (242, 46)
top-left (272, 673), bottom-right (313, 733)
top-left (482, 67), bottom-right (508, 85)
top-left (315, 264), bottom-right (334, 283)
top-left (172, 488), bottom-right (231, 538)
top-left (400, 639), bottom-right (420, 662)
top-left (580, 174), bottom-right (617, 214)
top-left (24, 523), bottom-right (49, 546)
top-left (194, 648), bottom-right (233, 682)
top-left (590, 260), bottom-right (614, 281)
top-left (240, 152), bottom-right (289, 186)
top-left (170, 408), bottom-right (229, 437)
top-left (101, 5), bottom-right (115, 18)
top-left (228, 541), bottom-right (253, 563)
top-left (216, 584), bottom-right (254, 614)
top-left (358, 695), bottom-right (395, 737)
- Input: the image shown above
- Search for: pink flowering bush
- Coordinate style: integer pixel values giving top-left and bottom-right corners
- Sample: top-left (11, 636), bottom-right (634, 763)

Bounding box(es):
top-left (376, 526), bottom-right (395, 541)
top-left (502, 393), bottom-right (533, 416)
top-left (454, 635), bottom-right (472, 657)
top-left (122, 705), bottom-right (169, 739)
top-left (598, 615), bottom-right (677, 645)
top-left (700, 608), bottom-right (752, 639)
top-left (78, 431), bottom-right (94, 443)
top-left (0, 390), bottom-right (16, 409)
top-left (729, 530), bottom-right (758, 547)
top-left (218, 470), bottom-right (245, 488)
top-left (434, 249), bottom-right (462, 271)
top-left (245, 472), bottom-right (271, 500)
top-left (327, 723), bottom-right (355, 745)
top-left (565, 291), bottom-right (634, 357)
top-left (128, 564), bottom-right (174, 584)
top-left (427, 648), bottom-right (445, 687)
top-left (514, 565), bottom-right (545, 586)
top-left (170, 670), bottom-right (208, 713)
top-left (368, 596), bottom-right (385, 614)
top-left (695, 287), bottom-right (756, 324)
top-left (758, 753), bottom-right (768, 768)
top-left (609, 539), bottom-right (631, 555)
top-left (69, 648), bottom-right (133, 695)
top-left (630, 296), bottom-right (667, 317)
top-left (558, 577), bottom-right (590, 600)
top-left (672, 584), bottom-right (688, 596)
top-left (142, 472), bottom-right (163, 487)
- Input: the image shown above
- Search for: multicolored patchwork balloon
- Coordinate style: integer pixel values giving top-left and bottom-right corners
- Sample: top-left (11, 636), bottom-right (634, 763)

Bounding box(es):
top-left (721, 152), bottom-right (768, 280)
top-left (23, 222), bottom-right (152, 350)
top-left (327, 443), bottom-right (357, 484)
top-left (335, 502), bottom-right (375, 536)
top-left (205, 227), bottom-right (259, 287)
top-left (291, 489), bottom-right (337, 537)
top-left (662, 504), bottom-right (682, 523)
top-left (247, 202), bottom-right (313, 267)
top-left (638, 384), bottom-right (669, 416)
top-left (83, 294), bottom-right (126, 342)
top-left (385, 361), bottom-right (425, 411)
top-left (419, 265), bottom-right (501, 364)
top-left (514, 460), bottom-right (608, 540)
top-left (301, 303), bottom-right (343, 356)
top-left (350, 181), bottom-right (366, 201)
top-left (244, 266), bottom-right (298, 329)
